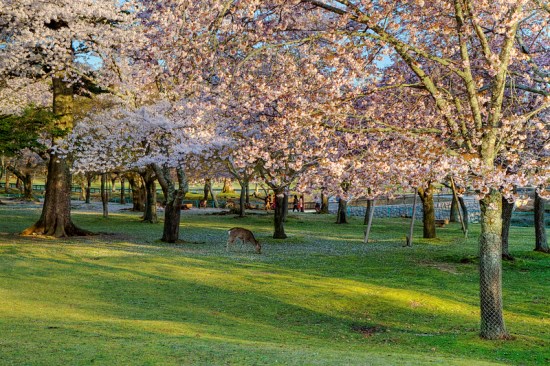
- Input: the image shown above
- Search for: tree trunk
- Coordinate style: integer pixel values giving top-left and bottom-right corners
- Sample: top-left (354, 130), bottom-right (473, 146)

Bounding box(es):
top-left (22, 156), bottom-right (90, 236)
top-left (4, 169), bottom-right (10, 193)
top-left (203, 179), bottom-right (211, 201)
top-left (364, 198), bottom-right (374, 225)
top-left (101, 173), bottom-right (108, 218)
top-left (110, 175), bottom-right (117, 192)
top-left (364, 199), bottom-right (375, 244)
top-left (273, 191), bottom-right (287, 239)
top-left (22, 73), bottom-right (90, 237)
top-left (282, 193), bottom-right (289, 222)
top-left (85, 173), bottom-right (92, 204)
top-left (209, 185), bottom-right (218, 208)
top-left (418, 184), bottom-right (436, 239)
top-left (534, 189), bottom-right (549, 253)
top-left (245, 181), bottom-right (250, 205)
top-left (479, 190), bottom-right (508, 339)
top-left (120, 176), bottom-right (126, 205)
top-left (336, 198), bottom-right (348, 224)
top-left (238, 180), bottom-right (246, 217)
top-left (406, 189), bottom-right (418, 247)
top-left (222, 178), bottom-right (234, 193)
top-left (320, 192), bottom-right (329, 214)
top-left (22, 173), bottom-right (33, 201)
top-left (128, 174), bottom-right (145, 211)
top-left (8, 167), bottom-right (34, 201)
top-left (78, 179), bottom-right (85, 201)
top-left (501, 197), bottom-right (514, 260)
top-left (449, 197), bottom-right (458, 222)
top-left (141, 169), bottom-right (158, 223)
top-left (459, 196), bottom-right (469, 231)
top-left (154, 165), bottom-right (188, 243)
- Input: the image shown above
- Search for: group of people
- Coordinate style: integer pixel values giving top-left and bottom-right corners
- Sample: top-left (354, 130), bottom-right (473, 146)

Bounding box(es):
top-left (263, 193), bottom-right (322, 213)
top-left (292, 195), bottom-right (305, 212)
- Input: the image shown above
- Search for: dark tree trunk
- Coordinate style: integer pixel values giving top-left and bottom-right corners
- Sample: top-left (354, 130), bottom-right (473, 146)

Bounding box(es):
top-left (320, 192), bottom-right (329, 214)
top-left (534, 190), bottom-right (549, 253)
top-left (245, 181), bottom-right (250, 205)
top-left (101, 173), bottom-right (108, 218)
top-left (8, 167), bottom-right (34, 201)
top-left (203, 179), bottom-right (211, 201)
top-left (273, 191), bottom-right (287, 239)
top-left (22, 156), bottom-right (90, 236)
top-left (154, 165), bottom-right (188, 243)
top-left (22, 73), bottom-right (90, 237)
top-left (418, 184), bottom-right (436, 239)
top-left (449, 197), bottom-right (458, 222)
top-left (22, 173), bottom-right (33, 201)
top-left (336, 198), bottom-right (348, 224)
top-left (501, 197), bottom-right (514, 260)
top-left (479, 190), bottom-right (508, 339)
top-left (141, 169), bottom-right (158, 223)
top-left (128, 175), bottom-right (145, 211)
top-left (120, 176), bottom-right (126, 205)
top-left (85, 174), bottom-right (92, 204)
top-left (238, 180), bottom-right (246, 217)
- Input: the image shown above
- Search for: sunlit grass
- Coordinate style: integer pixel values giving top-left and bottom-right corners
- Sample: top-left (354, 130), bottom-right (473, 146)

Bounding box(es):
top-left (0, 206), bottom-right (548, 365)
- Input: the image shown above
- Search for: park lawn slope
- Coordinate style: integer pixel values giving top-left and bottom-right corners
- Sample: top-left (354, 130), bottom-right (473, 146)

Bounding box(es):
top-left (0, 205), bottom-right (548, 365)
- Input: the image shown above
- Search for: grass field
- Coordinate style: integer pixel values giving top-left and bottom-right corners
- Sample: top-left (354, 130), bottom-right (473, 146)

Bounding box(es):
top-left (0, 205), bottom-right (548, 365)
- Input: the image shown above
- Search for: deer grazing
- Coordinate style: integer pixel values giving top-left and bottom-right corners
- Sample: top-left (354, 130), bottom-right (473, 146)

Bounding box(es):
top-left (227, 227), bottom-right (261, 254)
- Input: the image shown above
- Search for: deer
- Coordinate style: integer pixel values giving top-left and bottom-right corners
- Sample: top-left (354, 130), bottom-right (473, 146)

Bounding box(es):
top-left (227, 227), bottom-right (261, 254)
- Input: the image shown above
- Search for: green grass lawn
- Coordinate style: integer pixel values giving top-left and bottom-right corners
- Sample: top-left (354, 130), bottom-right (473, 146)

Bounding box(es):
top-left (0, 206), bottom-right (548, 365)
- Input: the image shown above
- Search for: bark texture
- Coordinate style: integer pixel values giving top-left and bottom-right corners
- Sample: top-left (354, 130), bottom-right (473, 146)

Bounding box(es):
top-left (8, 166), bottom-right (34, 201)
top-left (534, 190), bottom-right (549, 253)
top-left (128, 174), bottom-right (145, 211)
top-left (479, 190), bottom-right (508, 339)
top-left (418, 184), bottom-right (436, 239)
top-left (154, 165), bottom-right (188, 243)
top-left (22, 73), bottom-right (90, 237)
top-left (336, 198), bottom-right (348, 224)
top-left (22, 155), bottom-right (90, 236)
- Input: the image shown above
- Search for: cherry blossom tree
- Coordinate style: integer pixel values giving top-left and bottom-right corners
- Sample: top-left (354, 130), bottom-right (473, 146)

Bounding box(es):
top-left (176, 0), bottom-right (549, 339)
top-left (1, 0), bottom-right (141, 236)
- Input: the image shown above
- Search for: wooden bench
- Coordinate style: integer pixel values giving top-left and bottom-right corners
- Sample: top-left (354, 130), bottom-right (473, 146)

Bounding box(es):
top-left (435, 219), bottom-right (449, 227)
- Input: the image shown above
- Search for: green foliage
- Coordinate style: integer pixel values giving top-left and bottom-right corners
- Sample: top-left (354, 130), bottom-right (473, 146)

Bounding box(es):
top-left (0, 207), bottom-right (548, 365)
top-left (0, 107), bottom-right (53, 155)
